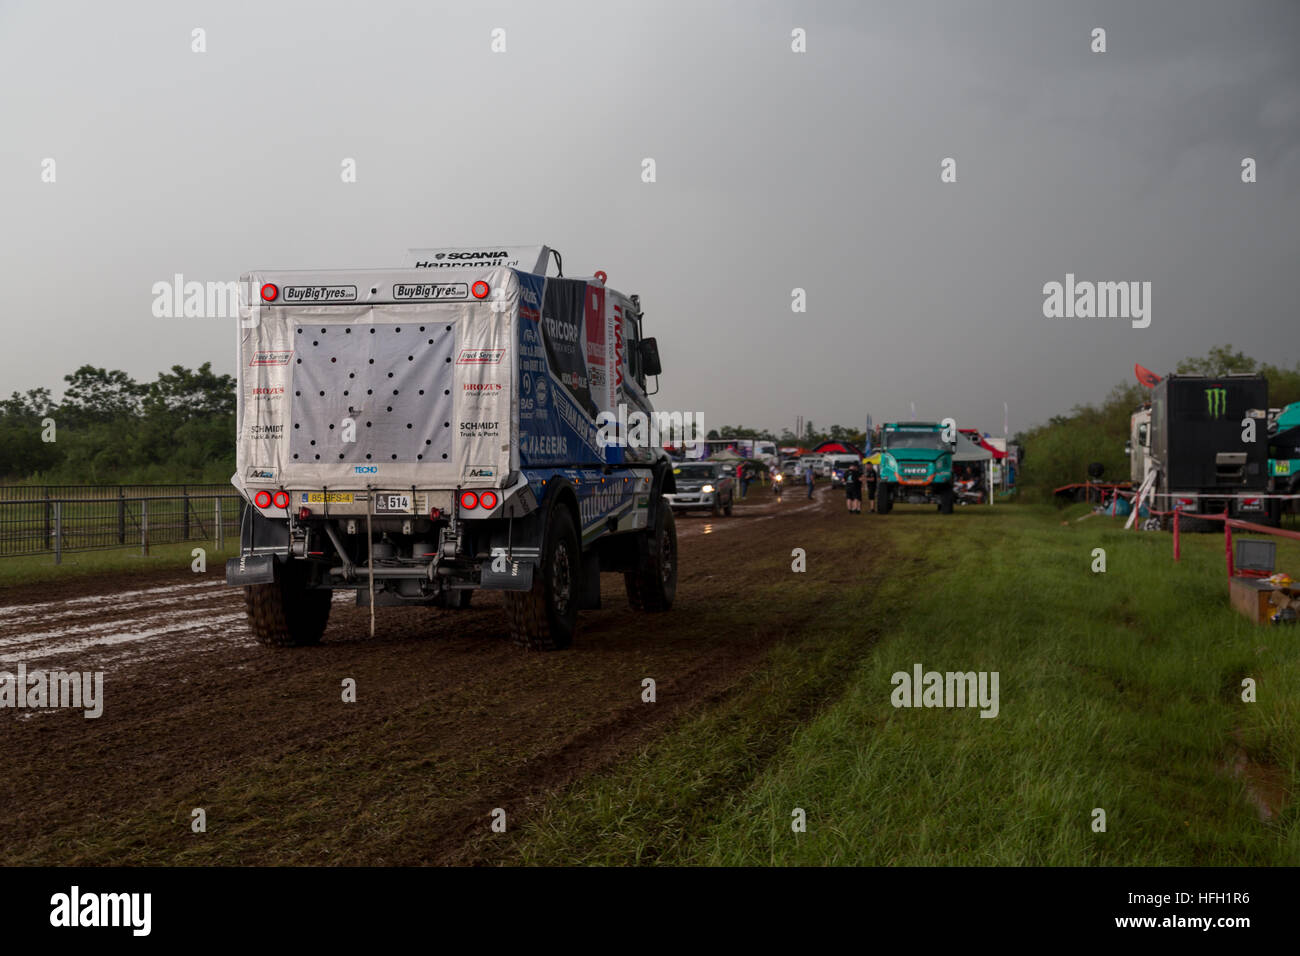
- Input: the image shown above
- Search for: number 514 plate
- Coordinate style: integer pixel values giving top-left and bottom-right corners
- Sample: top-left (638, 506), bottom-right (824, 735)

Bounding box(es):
top-left (374, 493), bottom-right (413, 513)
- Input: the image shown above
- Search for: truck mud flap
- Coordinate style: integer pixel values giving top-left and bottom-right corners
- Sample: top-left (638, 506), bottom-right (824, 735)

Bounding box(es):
top-left (479, 557), bottom-right (535, 591)
top-left (226, 553), bottom-right (277, 586)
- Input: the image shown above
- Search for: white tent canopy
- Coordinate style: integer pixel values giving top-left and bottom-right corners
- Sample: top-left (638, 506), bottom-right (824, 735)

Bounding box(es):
top-left (952, 431), bottom-right (992, 462)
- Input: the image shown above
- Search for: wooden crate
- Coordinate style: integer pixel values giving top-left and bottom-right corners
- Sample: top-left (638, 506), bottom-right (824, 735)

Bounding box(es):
top-left (1230, 577), bottom-right (1280, 625)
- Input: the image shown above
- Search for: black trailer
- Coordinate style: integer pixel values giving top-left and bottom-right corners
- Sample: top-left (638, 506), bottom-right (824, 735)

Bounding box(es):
top-left (1149, 373), bottom-right (1269, 527)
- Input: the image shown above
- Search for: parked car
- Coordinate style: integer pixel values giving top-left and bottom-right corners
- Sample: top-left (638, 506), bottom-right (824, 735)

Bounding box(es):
top-left (664, 461), bottom-right (735, 516)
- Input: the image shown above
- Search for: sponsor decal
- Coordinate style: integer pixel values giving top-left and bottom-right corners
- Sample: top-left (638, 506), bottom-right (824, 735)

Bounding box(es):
top-left (460, 421), bottom-right (500, 438)
top-left (613, 305), bottom-right (625, 387)
top-left (246, 467), bottom-right (276, 481)
top-left (535, 376), bottom-right (548, 406)
top-left (354, 465), bottom-right (378, 474)
top-left (302, 492), bottom-right (354, 503)
top-left (1205, 386), bottom-right (1227, 419)
top-left (282, 285), bottom-right (357, 303)
top-left (249, 424), bottom-right (285, 439)
top-left (463, 382), bottom-right (504, 392)
top-left (467, 467), bottom-right (495, 478)
top-left (393, 282), bottom-right (468, 301)
top-left (457, 349), bottom-right (505, 365)
top-left (250, 350), bottom-right (293, 366)
top-left (519, 283), bottom-right (542, 322)
top-left (251, 385), bottom-right (285, 403)
top-left (523, 434), bottom-right (568, 458)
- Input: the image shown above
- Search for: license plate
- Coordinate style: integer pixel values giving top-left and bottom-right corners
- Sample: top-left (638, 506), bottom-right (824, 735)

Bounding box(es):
top-left (1277, 461), bottom-right (1291, 475)
top-left (374, 493), bottom-right (412, 514)
top-left (302, 492), bottom-right (354, 504)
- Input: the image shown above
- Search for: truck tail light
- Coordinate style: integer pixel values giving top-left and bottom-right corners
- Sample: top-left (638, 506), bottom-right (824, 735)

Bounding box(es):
top-left (429, 507), bottom-right (442, 521)
top-left (298, 507), bottom-right (312, 520)
top-left (260, 283), bottom-right (278, 302)
top-left (272, 491), bottom-right (290, 509)
top-left (460, 491), bottom-right (479, 510)
top-left (479, 491), bottom-right (498, 510)
top-left (253, 491), bottom-right (273, 509)
top-left (471, 281), bottom-right (490, 299)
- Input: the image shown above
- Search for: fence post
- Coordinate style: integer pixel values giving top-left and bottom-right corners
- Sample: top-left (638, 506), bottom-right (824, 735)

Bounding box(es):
top-left (182, 484), bottom-right (190, 540)
top-left (1224, 511), bottom-right (1233, 578)
top-left (141, 499), bottom-right (149, 557)
top-left (117, 487), bottom-right (125, 544)
top-left (53, 501), bottom-right (62, 565)
top-left (43, 487), bottom-right (51, 553)
top-left (215, 497), bottom-right (223, 552)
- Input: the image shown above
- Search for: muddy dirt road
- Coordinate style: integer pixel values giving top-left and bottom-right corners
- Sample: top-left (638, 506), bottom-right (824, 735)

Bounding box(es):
top-left (0, 486), bottom-right (855, 865)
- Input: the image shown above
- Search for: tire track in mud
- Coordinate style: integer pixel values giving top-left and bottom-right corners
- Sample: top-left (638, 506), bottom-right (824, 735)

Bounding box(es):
top-left (0, 486), bottom-right (859, 864)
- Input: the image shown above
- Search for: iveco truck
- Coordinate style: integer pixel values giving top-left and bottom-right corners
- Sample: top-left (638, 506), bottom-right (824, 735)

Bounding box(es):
top-left (876, 422), bottom-right (956, 514)
top-left (226, 245), bottom-right (678, 651)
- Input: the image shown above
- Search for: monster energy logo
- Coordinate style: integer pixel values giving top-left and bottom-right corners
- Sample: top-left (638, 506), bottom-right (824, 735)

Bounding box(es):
top-left (1205, 386), bottom-right (1227, 419)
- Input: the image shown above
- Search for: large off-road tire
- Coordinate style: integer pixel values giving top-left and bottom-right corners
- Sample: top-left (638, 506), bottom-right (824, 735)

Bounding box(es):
top-left (877, 483), bottom-right (893, 514)
top-left (504, 505), bottom-right (579, 650)
top-left (626, 503), bottom-right (677, 612)
top-left (244, 561), bottom-right (332, 647)
top-left (937, 484), bottom-right (954, 514)
top-left (724, 493), bottom-right (733, 517)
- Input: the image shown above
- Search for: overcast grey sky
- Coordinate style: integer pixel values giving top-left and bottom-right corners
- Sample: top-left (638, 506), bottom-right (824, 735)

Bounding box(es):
top-left (3, 0), bottom-right (1297, 438)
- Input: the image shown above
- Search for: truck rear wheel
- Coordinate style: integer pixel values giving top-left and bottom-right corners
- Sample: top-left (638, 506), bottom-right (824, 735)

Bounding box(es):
top-left (937, 484), bottom-right (954, 514)
top-left (877, 483), bottom-right (893, 514)
top-left (626, 504), bottom-right (677, 612)
top-left (244, 561), bottom-right (332, 647)
top-left (504, 505), bottom-right (579, 650)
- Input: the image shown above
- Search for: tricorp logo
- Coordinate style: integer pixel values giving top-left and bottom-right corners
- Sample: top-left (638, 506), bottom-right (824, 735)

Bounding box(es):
top-left (1205, 386), bottom-right (1227, 419)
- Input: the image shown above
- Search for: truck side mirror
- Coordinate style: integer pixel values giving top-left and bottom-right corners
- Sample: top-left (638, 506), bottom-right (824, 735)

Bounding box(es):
top-left (639, 337), bottom-right (662, 377)
top-left (1124, 441), bottom-right (1133, 457)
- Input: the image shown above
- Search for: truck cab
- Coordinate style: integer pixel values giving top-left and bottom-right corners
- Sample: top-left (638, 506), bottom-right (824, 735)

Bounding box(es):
top-left (876, 422), bottom-right (956, 514)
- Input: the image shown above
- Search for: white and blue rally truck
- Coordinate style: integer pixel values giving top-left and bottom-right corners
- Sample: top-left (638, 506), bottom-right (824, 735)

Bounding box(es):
top-left (226, 245), bottom-right (677, 650)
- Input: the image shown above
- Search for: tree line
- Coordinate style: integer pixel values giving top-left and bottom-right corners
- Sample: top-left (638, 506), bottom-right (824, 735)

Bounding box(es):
top-left (0, 364), bottom-right (236, 483)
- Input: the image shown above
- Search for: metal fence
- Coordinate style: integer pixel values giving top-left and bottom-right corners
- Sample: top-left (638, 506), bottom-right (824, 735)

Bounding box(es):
top-left (0, 484), bottom-right (244, 561)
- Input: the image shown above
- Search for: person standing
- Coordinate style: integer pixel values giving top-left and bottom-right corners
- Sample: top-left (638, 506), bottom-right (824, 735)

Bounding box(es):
top-left (864, 460), bottom-right (879, 512)
top-left (844, 461), bottom-right (863, 514)
top-left (805, 460), bottom-right (815, 499)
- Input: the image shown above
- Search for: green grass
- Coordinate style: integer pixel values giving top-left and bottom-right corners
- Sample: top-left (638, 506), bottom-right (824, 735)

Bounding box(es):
top-left (0, 540), bottom-right (240, 588)
top-left (507, 504), bottom-right (1300, 865)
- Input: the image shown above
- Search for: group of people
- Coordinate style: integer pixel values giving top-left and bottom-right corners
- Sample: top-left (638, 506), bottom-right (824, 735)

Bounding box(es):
top-left (763, 458), bottom-right (879, 513)
top-left (841, 460), bottom-right (878, 514)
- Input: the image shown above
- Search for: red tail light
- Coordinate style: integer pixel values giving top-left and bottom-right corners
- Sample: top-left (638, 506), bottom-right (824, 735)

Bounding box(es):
top-left (253, 491), bottom-right (273, 509)
top-left (479, 491), bottom-right (498, 510)
top-left (429, 507), bottom-right (442, 520)
top-left (298, 507), bottom-right (312, 520)
top-left (260, 283), bottom-right (278, 302)
top-left (471, 281), bottom-right (490, 299)
top-left (272, 491), bottom-right (290, 509)
top-left (460, 491), bottom-right (479, 510)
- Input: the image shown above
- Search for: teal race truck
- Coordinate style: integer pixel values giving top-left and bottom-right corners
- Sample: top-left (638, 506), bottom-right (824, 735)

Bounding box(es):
top-left (1267, 401), bottom-right (1300, 524)
top-left (876, 421), bottom-right (956, 514)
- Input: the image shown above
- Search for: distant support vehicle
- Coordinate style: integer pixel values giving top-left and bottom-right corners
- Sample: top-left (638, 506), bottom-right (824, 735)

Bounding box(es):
top-left (663, 461), bottom-right (735, 516)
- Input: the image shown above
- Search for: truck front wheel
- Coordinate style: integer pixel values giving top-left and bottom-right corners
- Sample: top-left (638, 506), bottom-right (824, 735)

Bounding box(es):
top-left (504, 505), bottom-right (579, 650)
top-left (244, 561), bottom-right (332, 647)
top-left (626, 504), bottom-right (677, 612)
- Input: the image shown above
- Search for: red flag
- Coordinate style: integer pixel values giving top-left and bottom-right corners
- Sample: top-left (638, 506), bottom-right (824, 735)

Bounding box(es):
top-left (1135, 364), bottom-right (1162, 388)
